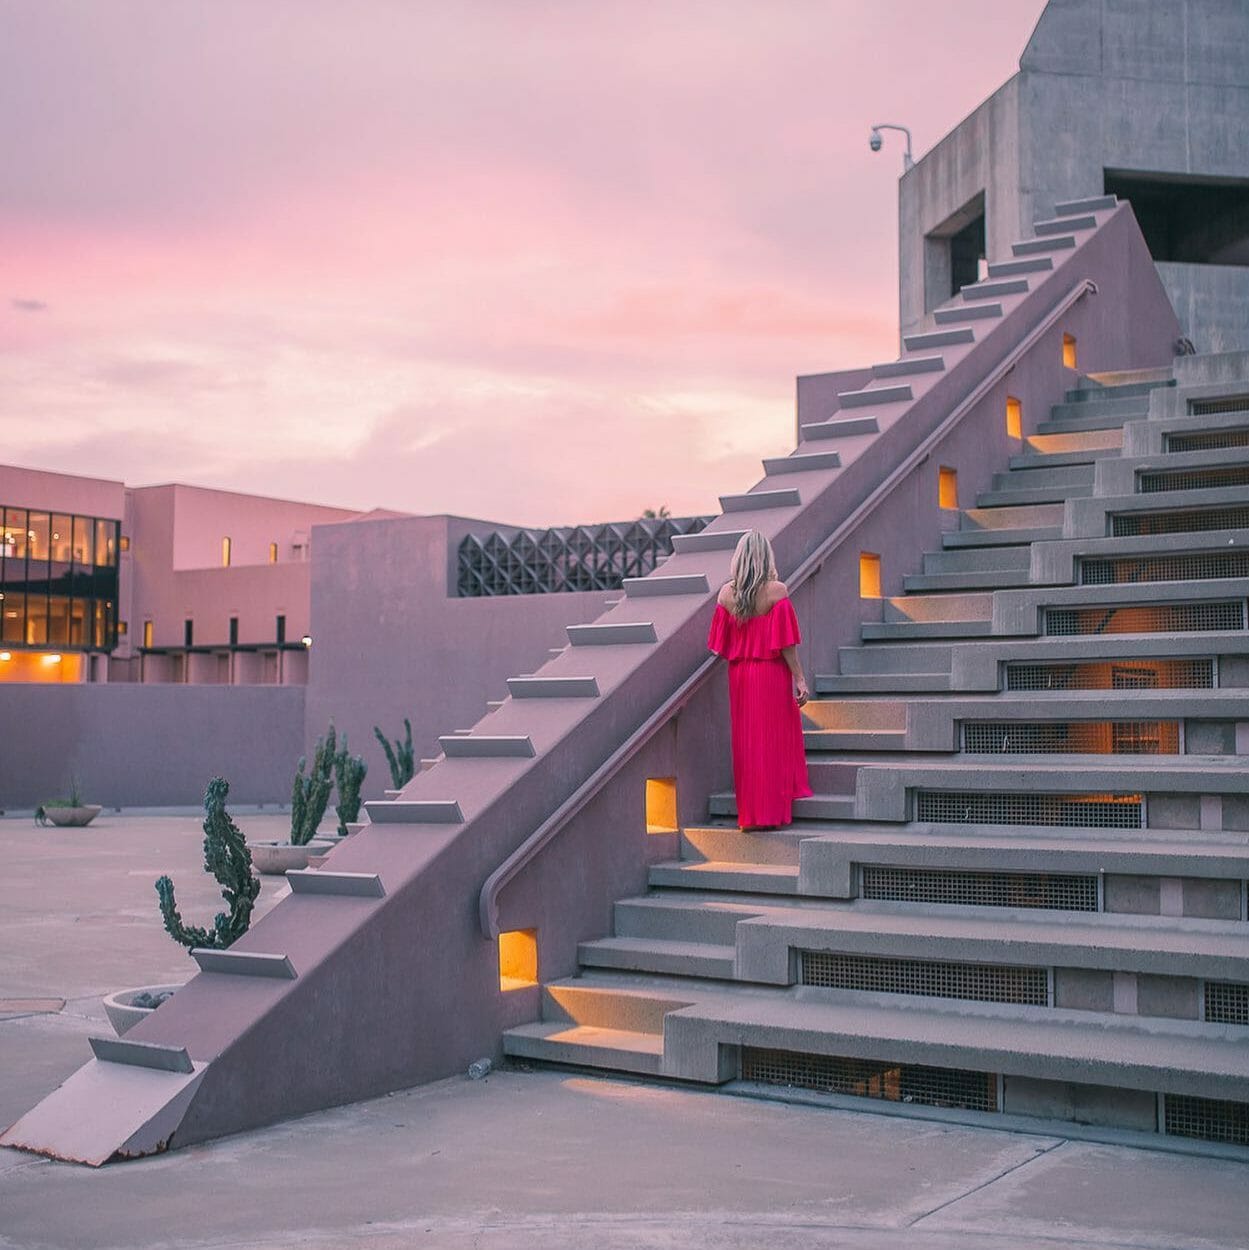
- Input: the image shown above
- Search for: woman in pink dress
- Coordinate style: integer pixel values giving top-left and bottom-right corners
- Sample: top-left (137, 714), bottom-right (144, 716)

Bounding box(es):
top-left (707, 530), bottom-right (813, 830)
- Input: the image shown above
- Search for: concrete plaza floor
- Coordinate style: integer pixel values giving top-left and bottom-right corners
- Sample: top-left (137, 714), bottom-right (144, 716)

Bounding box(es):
top-left (1, 811), bottom-right (1247, 1250)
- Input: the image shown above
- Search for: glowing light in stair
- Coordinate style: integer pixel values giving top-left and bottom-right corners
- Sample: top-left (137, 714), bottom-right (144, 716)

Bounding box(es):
top-left (938, 466), bottom-right (959, 510)
top-left (499, 929), bottom-right (538, 991)
top-left (859, 553), bottom-right (882, 599)
top-left (646, 777), bottom-right (679, 834)
top-left (1006, 395), bottom-right (1023, 440)
top-left (1062, 333), bottom-right (1078, 369)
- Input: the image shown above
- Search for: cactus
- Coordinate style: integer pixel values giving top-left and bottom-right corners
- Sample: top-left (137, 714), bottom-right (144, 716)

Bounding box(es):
top-left (290, 725), bottom-right (336, 846)
top-left (332, 731), bottom-right (368, 837)
top-left (373, 718), bottom-right (415, 789)
top-left (156, 777), bottom-right (259, 951)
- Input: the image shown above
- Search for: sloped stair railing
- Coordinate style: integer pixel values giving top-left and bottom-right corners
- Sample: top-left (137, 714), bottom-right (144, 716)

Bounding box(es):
top-left (479, 276), bottom-right (1099, 939)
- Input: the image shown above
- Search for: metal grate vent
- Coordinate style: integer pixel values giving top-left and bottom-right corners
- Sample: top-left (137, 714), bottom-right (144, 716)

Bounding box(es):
top-left (962, 720), bottom-right (1179, 755)
top-left (1167, 427), bottom-right (1249, 452)
top-left (1165, 1094), bottom-right (1249, 1147)
top-left (799, 951), bottom-right (1049, 1005)
top-left (1112, 505), bottom-right (1249, 536)
top-left (1044, 601), bottom-right (1244, 636)
top-left (915, 791), bottom-right (1143, 828)
top-left (1138, 465), bottom-right (1249, 494)
top-left (1004, 659), bottom-right (1214, 691)
top-left (1188, 396), bottom-right (1249, 417)
top-left (862, 865), bottom-right (1098, 911)
top-left (1204, 981), bottom-right (1249, 1026)
top-left (1080, 551), bottom-right (1249, 586)
top-left (740, 1047), bottom-right (998, 1113)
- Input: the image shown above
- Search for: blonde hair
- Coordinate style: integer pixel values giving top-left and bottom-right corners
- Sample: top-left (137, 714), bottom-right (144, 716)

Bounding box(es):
top-left (729, 530), bottom-right (777, 619)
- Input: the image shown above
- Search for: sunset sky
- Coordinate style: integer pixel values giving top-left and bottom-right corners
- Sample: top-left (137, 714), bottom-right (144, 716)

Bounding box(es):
top-left (3, 1), bottom-right (1047, 526)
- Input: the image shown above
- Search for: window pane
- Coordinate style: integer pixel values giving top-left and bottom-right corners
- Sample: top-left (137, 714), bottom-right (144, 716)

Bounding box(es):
top-left (48, 595), bottom-right (71, 645)
top-left (1, 592), bottom-right (23, 643)
top-left (95, 519), bottom-right (115, 567)
top-left (28, 513), bottom-right (49, 563)
top-left (50, 515), bottom-right (72, 564)
top-left (72, 516), bottom-right (94, 567)
top-left (2, 509), bottom-right (25, 560)
top-left (25, 594), bottom-right (47, 644)
top-left (69, 598), bottom-right (88, 646)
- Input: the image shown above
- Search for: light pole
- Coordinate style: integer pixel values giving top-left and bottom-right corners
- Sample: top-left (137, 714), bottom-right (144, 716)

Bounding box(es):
top-left (869, 123), bottom-right (914, 172)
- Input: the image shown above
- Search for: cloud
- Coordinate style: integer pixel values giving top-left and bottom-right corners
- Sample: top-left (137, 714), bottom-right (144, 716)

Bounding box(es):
top-left (11, 298), bottom-right (47, 312)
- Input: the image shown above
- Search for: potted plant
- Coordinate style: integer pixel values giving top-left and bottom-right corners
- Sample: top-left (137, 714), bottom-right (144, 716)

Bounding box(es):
top-left (250, 725), bottom-right (337, 874)
top-left (106, 776), bottom-right (259, 1036)
top-left (36, 777), bottom-right (102, 828)
top-left (374, 718), bottom-right (415, 789)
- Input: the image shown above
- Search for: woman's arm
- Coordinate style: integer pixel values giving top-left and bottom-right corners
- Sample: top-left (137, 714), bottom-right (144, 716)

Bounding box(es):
top-left (780, 645), bottom-right (810, 706)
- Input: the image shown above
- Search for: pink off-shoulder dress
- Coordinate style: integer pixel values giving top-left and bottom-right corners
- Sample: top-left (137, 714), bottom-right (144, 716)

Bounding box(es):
top-left (707, 597), bottom-right (813, 829)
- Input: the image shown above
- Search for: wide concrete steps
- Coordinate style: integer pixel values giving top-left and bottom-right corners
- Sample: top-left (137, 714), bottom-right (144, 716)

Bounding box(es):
top-left (578, 935), bottom-right (737, 978)
top-left (942, 526), bottom-right (1062, 549)
top-left (708, 792), bottom-right (856, 821)
top-left (502, 972), bottom-right (1249, 1103)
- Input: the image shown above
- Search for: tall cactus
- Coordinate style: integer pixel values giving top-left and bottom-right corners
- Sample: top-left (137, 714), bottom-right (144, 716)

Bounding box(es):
top-left (156, 777), bottom-right (259, 951)
top-left (290, 724), bottom-right (336, 846)
top-left (373, 718), bottom-right (415, 789)
top-left (332, 730), bottom-right (368, 837)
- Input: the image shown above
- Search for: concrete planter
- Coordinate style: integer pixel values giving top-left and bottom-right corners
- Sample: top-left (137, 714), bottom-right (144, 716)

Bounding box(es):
top-left (103, 984), bottom-right (183, 1036)
top-left (250, 839), bottom-right (334, 876)
top-left (43, 805), bottom-right (103, 827)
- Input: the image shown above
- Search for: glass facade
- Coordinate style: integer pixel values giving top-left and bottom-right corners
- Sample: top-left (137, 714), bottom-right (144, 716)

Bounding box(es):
top-left (0, 505), bottom-right (120, 651)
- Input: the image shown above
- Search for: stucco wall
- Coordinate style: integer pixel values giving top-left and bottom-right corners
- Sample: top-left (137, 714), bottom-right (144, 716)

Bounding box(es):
top-left (0, 683), bottom-right (304, 809)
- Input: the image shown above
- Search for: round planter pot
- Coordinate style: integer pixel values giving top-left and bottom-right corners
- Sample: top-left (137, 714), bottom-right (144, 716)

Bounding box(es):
top-left (103, 984), bottom-right (183, 1036)
top-left (250, 839), bottom-right (334, 876)
top-left (43, 805), bottom-right (103, 827)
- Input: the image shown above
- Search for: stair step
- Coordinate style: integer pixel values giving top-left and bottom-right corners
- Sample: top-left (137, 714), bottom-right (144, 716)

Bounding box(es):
top-left (763, 450), bottom-right (842, 475)
top-left (190, 950), bottom-right (297, 979)
top-left (708, 793), bottom-right (857, 821)
top-left (1050, 397), bottom-right (1152, 421)
top-left (992, 463), bottom-right (1094, 489)
top-left (804, 729), bottom-right (908, 751)
top-left (975, 484), bottom-right (1092, 506)
top-left (816, 672), bottom-right (952, 694)
top-left (1054, 194), bottom-right (1118, 215)
top-left (507, 676), bottom-right (600, 698)
top-left (364, 799), bottom-right (464, 824)
top-left (1012, 235), bottom-right (1077, 257)
top-left (286, 870), bottom-right (385, 897)
top-left (439, 735), bottom-right (535, 758)
top-left (934, 302), bottom-right (1002, 324)
top-left (903, 327), bottom-right (975, 351)
top-left (923, 546), bottom-right (1032, 574)
top-left (671, 528), bottom-right (748, 554)
top-left (872, 355), bottom-right (945, 379)
top-left (836, 642), bottom-right (953, 675)
top-left (1035, 213), bottom-right (1098, 235)
top-left (567, 622), bottom-right (657, 645)
top-left (988, 256), bottom-right (1054, 278)
top-left (504, 1022), bottom-right (664, 1075)
top-left (1036, 411), bottom-right (1140, 435)
top-left (88, 1037), bottom-right (195, 1074)
top-left (800, 415), bottom-right (880, 441)
top-left (649, 860), bottom-right (801, 895)
top-left (901, 569), bottom-right (1035, 592)
top-left (720, 488), bottom-right (801, 512)
top-left (961, 277), bottom-right (1029, 301)
top-left (884, 592), bottom-right (992, 623)
top-left (623, 574), bottom-right (710, 597)
top-left (1007, 447), bottom-right (1119, 470)
top-left (860, 620), bottom-right (994, 641)
top-left (942, 526), bottom-right (1063, 549)
top-left (837, 383), bottom-right (913, 409)
top-left (960, 503), bottom-right (1067, 531)
top-left (578, 937), bottom-right (737, 979)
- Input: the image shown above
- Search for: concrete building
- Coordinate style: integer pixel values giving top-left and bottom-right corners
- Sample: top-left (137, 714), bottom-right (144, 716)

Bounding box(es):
top-left (899, 0), bottom-right (1249, 353)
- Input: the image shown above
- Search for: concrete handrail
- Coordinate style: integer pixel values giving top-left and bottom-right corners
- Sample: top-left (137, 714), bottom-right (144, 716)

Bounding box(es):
top-left (478, 276), bottom-right (1099, 939)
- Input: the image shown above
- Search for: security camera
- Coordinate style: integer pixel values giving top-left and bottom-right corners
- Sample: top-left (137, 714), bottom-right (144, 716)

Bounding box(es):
top-left (869, 129), bottom-right (882, 152)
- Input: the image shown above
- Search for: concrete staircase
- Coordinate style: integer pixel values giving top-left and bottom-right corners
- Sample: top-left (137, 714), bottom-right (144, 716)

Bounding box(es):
top-left (504, 363), bottom-right (1249, 1153)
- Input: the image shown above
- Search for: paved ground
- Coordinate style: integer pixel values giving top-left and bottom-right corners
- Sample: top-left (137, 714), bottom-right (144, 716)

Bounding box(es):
top-left (1, 812), bottom-right (1247, 1250)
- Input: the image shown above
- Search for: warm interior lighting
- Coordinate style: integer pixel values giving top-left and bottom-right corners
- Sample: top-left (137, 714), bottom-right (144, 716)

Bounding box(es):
top-left (43, 653), bottom-right (62, 665)
top-left (143, 621), bottom-right (153, 649)
top-left (938, 466), bottom-right (959, 510)
top-left (221, 536), bottom-right (232, 567)
top-left (1062, 333), bottom-right (1078, 369)
top-left (1006, 395), bottom-right (1023, 440)
top-left (498, 929), bottom-right (538, 991)
top-left (0, 651), bottom-right (84, 683)
top-left (0, 652), bottom-right (10, 661)
top-left (300, 634), bottom-right (313, 649)
top-left (118, 620), bottom-right (128, 637)
top-left (269, 541), bottom-right (278, 563)
top-left (859, 552), bottom-right (882, 599)
top-left (646, 777), bottom-right (679, 834)
top-left (119, 535), bottom-right (130, 552)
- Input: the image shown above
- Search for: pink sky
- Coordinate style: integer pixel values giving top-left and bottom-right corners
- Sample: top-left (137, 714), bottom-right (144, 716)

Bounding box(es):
top-left (2, 1), bottom-right (1046, 526)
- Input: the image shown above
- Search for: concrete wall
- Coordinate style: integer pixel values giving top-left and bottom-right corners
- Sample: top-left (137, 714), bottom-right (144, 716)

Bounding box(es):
top-left (0, 465), bottom-right (125, 521)
top-left (304, 512), bottom-right (616, 798)
top-left (0, 683), bottom-right (304, 809)
top-left (900, 0), bottom-right (1249, 350)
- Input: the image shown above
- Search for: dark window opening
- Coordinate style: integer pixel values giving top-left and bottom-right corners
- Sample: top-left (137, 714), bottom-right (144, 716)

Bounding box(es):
top-left (923, 191), bottom-right (986, 311)
top-left (184, 618), bottom-right (194, 647)
top-left (1105, 169), bottom-right (1249, 266)
top-left (275, 614), bottom-right (286, 645)
top-left (228, 616), bottom-right (239, 646)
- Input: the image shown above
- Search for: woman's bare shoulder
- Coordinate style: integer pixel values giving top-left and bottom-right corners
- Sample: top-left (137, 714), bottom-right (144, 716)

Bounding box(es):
top-left (716, 582), bottom-right (735, 608)
top-left (762, 579), bottom-right (789, 605)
